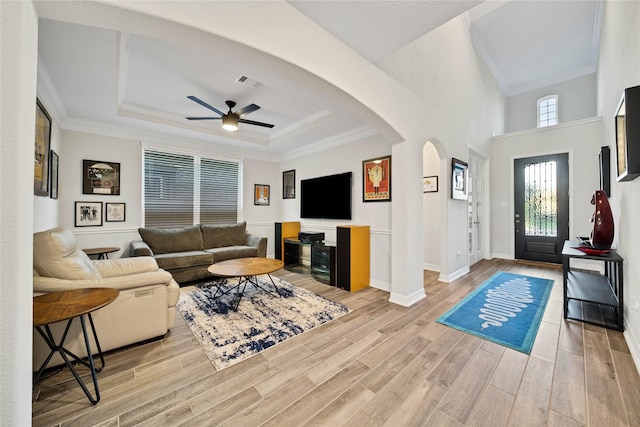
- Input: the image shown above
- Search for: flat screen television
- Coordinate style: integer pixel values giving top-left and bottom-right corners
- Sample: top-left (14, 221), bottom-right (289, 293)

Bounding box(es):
top-left (300, 172), bottom-right (352, 220)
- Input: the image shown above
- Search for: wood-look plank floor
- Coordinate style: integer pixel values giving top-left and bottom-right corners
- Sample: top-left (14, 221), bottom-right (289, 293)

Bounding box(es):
top-left (32, 259), bottom-right (640, 426)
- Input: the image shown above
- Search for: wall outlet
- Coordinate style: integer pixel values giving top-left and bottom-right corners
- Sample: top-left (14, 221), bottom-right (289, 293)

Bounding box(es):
top-left (633, 301), bottom-right (640, 311)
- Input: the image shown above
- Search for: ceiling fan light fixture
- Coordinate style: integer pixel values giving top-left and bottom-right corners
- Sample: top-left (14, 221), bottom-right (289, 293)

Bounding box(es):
top-left (222, 115), bottom-right (239, 132)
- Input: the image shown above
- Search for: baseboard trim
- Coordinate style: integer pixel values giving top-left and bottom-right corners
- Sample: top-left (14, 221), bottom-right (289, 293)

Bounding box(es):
top-left (624, 327), bottom-right (640, 376)
top-left (423, 263), bottom-right (440, 272)
top-left (370, 278), bottom-right (390, 292)
top-left (439, 266), bottom-right (470, 283)
top-left (388, 288), bottom-right (427, 307)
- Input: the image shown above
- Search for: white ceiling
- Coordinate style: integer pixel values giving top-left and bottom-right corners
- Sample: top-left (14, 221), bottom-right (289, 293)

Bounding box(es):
top-left (36, 1), bottom-right (602, 156)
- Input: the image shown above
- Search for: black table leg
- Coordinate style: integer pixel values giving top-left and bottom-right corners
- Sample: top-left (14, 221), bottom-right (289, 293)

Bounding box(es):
top-left (33, 313), bottom-right (105, 404)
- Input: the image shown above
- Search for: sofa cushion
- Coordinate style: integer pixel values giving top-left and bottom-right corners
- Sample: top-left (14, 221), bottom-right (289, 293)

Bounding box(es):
top-left (138, 225), bottom-right (204, 255)
top-left (207, 246), bottom-right (258, 263)
top-left (33, 227), bottom-right (103, 280)
top-left (201, 222), bottom-right (246, 249)
top-left (154, 251), bottom-right (213, 271)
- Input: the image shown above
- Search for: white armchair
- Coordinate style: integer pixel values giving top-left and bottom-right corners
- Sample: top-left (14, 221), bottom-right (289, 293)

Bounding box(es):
top-left (32, 227), bottom-right (180, 370)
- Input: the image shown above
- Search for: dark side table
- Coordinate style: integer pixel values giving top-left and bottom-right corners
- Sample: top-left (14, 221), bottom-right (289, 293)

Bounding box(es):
top-left (82, 247), bottom-right (120, 260)
top-left (33, 288), bottom-right (119, 404)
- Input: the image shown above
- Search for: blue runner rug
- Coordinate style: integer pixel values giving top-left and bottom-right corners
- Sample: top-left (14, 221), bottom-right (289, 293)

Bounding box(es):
top-left (436, 271), bottom-right (554, 354)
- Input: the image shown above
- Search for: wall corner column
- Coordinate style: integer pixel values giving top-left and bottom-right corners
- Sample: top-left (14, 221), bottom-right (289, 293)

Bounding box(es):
top-left (389, 140), bottom-right (427, 306)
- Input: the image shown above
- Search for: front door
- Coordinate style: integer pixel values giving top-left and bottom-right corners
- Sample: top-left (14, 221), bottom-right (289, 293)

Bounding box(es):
top-left (514, 153), bottom-right (569, 264)
top-left (468, 152), bottom-right (485, 265)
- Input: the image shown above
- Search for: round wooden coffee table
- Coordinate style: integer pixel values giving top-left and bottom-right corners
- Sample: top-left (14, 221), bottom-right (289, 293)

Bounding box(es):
top-left (207, 257), bottom-right (284, 311)
top-left (33, 288), bottom-right (119, 404)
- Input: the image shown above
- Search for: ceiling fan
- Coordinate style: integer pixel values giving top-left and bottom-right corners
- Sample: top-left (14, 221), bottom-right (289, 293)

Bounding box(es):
top-left (185, 96), bottom-right (274, 132)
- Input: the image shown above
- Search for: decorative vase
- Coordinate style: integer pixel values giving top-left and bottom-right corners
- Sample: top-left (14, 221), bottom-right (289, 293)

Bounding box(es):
top-left (589, 190), bottom-right (614, 249)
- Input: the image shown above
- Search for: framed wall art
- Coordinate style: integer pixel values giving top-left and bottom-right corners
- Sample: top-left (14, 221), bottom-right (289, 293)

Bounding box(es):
top-left (363, 155), bottom-right (391, 202)
top-left (50, 150), bottom-right (59, 199)
top-left (283, 169), bottom-right (296, 199)
top-left (106, 202), bottom-right (126, 222)
top-left (34, 99), bottom-right (52, 196)
top-left (254, 184), bottom-right (270, 205)
top-left (423, 175), bottom-right (438, 193)
top-left (75, 201), bottom-right (103, 227)
top-left (451, 158), bottom-right (468, 200)
top-left (83, 159), bottom-right (120, 195)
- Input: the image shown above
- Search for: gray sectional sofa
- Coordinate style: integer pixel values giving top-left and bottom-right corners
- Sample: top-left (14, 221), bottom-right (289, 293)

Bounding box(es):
top-left (131, 222), bottom-right (267, 284)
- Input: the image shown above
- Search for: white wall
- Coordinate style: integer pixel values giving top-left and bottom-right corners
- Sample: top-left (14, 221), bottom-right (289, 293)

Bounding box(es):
top-left (50, 130), bottom-right (280, 257)
top-left (490, 118), bottom-right (604, 260)
top-left (423, 142), bottom-right (441, 271)
top-left (596, 1), bottom-right (640, 366)
top-left (506, 73), bottom-right (598, 133)
top-left (376, 16), bottom-right (505, 280)
top-left (279, 134), bottom-right (393, 290)
top-left (1, 1), bottom-right (38, 424)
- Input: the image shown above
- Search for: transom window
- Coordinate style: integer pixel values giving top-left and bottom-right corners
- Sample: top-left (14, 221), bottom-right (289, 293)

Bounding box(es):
top-left (142, 147), bottom-right (243, 228)
top-left (537, 95), bottom-right (558, 128)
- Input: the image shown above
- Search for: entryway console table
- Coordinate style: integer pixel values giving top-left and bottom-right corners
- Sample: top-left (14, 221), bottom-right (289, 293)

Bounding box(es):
top-left (562, 240), bottom-right (624, 331)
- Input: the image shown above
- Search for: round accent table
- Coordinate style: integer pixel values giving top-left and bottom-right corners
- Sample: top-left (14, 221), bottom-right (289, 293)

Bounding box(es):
top-left (33, 288), bottom-right (119, 404)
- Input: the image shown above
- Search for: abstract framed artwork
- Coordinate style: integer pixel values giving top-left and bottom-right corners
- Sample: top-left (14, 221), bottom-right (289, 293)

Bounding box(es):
top-left (105, 202), bottom-right (126, 222)
top-left (34, 99), bottom-right (52, 196)
top-left (83, 159), bottom-right (120, 195)
top-left (451, 158), bottom-right (468, 200)
top-left (75, 201), bottom-right (103, 227)
top-left (50, 150), bottom-right (59, 199)
top-left (283, 169), bottom-right (295, 199)
top-left (363, 155), bottom-right (391, 202)
top-left (254, 184), bottom-right (270, 206)
top-left (423, 175), bottom-right (438, 193)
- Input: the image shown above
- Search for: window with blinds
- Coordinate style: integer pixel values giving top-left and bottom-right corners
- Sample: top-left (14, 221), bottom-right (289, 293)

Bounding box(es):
top-left (143, 148), bottom-right (242, 228)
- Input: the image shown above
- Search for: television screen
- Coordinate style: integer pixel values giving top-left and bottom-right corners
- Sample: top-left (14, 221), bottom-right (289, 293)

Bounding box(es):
top-left (300, 172), bottom-right (352, 220)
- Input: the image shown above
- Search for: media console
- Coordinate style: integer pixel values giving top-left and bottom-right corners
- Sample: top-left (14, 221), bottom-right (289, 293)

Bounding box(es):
top-left (275, 222), bottom-right (370, 292)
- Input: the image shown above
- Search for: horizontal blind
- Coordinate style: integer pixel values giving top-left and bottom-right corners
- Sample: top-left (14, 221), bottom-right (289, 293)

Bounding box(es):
top-left (200, 157), bottom-right (240, 224)
top-left (143, 149), bottom-right (194, 228)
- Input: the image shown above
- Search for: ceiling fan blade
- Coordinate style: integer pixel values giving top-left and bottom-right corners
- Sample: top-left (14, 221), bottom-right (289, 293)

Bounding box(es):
top-left (238, 118), bottom-right (275, 128)
top-left (186, 117), bottom-right (221, 120)
top-left (187, 96), bottom-right (224, 116)
top-left (234, 104), bottom-right (260, 116)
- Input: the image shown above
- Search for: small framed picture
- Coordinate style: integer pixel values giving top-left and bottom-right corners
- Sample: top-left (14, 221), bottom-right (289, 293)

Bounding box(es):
top-left (83, 159), bottom-right (120, 195)
top-left (50, 150), bottom-right (59, 199)
top-left (423, 175), bottom-right (438, 193)
top-left (363, 155), bottom-right (391, 202)
top-left (451, 158), bottom-right (468, 200)
top-left (254, 184), bottom-right (270, 206)
top-left (283, 169), bottom-right (296, 199)
top-left (34, 99), bottom-right (52, 197)
top-left (105, 202), bottom-right (126, 222)
top-left (75, 201), bottom-right (103, 227)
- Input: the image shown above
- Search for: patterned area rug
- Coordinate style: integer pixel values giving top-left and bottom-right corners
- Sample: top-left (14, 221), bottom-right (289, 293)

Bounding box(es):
top-left (177, 275), bottom-right (350, 370)
top-left (436, 271), bottom-right (554, 354)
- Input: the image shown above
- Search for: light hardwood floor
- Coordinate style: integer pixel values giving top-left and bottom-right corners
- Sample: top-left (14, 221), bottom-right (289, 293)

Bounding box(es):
top-left (32, 259), bottom-right (640, 426)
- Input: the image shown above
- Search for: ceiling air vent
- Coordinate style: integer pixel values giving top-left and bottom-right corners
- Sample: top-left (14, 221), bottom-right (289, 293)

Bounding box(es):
top-left (236, 75), bottom-right (262, 89)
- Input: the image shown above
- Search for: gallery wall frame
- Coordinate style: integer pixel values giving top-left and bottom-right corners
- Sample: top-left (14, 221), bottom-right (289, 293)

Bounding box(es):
top-left (34, 98), bottom-right (52, 196)
top-left (106, 202), bottom-right (126, 222)
top-left (363, 155), bottom-right (391, 202)
top-left (283, 169), bottom-right (295, 199)
top-left (451, 158), bottom-right (468, 200)
top-left (50, 150), bottom-right (59, 199)
top-left (254, 184), bottom-right (270, 206)
top-left (423, 175), bottom-right (438, 193)
top-left (83, 159), bottom-right (121, 195)
top-left (599, 146), bottom-right (611, 198)
top-left (75, 201), bottom-right (103, 227)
